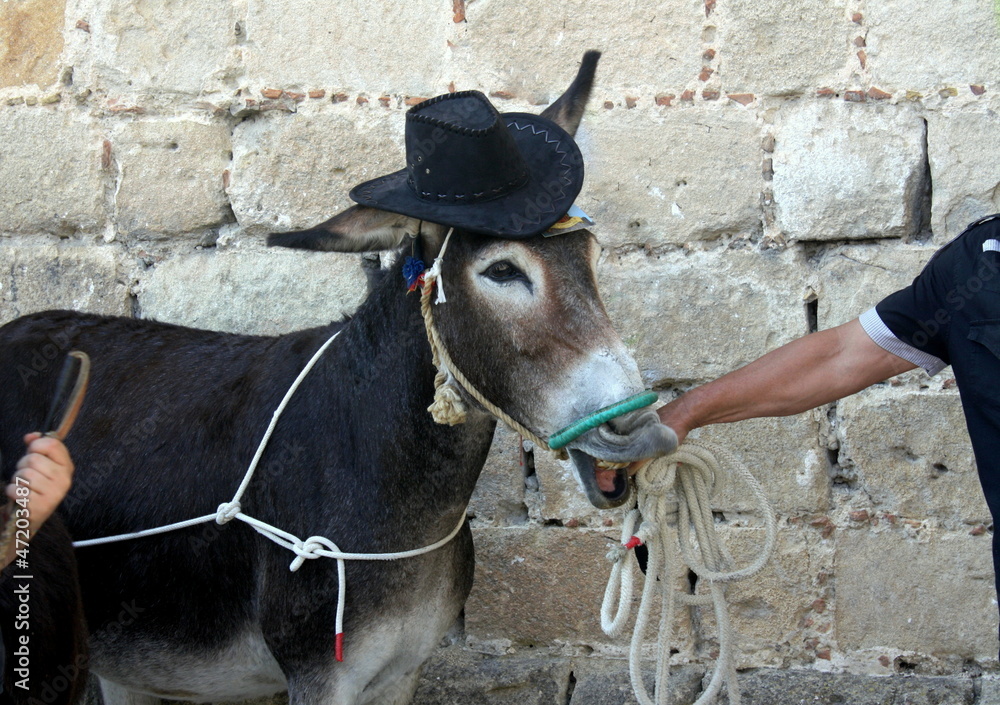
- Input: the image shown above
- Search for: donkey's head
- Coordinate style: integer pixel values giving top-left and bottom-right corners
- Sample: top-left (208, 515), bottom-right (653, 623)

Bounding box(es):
top-left (268, 52), bottom-right (676, 508)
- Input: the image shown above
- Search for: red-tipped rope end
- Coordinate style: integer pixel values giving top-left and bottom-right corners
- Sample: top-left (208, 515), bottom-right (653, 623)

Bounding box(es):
top-left (623, 536), bottom-right (643, 550)
top-left (335, 632), bottom-right (344, 662)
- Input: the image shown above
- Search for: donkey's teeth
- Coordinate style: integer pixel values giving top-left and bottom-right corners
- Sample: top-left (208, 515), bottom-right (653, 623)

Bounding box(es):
top-left (595, 460), bottom-right (629, 470)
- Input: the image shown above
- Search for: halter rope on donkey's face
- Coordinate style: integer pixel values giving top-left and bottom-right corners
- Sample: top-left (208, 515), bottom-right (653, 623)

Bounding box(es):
top-left (413, 224), bottom-right (660, 454)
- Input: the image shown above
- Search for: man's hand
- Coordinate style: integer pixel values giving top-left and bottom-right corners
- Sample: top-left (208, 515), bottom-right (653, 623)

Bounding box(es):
top-left (8, 433), bottom-right (75, 533)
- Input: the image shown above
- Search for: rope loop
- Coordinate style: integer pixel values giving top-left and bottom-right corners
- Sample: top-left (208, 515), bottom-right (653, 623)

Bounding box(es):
top-left (290, 536), bottom-right (338, 572)
top-left (216, 501), bottom-right (242, 525)
top-left (601, 440), bottom-right (777, 705)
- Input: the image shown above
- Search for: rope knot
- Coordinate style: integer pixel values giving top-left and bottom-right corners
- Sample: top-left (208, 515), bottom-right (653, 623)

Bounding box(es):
top-left (606, 544), bottom-right (628, 564)
top-left (428, 370), bottom-right (468, 425)
top-left (289, 536), bottom-right (335, 572)
top-left (216, 501), bottom-right (241, 525)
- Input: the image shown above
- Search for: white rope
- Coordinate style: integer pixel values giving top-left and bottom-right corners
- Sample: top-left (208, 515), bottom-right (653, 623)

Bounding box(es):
top-left (425, 226), bottom-right (454, 304)
top-left (74, 329), bottom-right (345, 551)
top-left (72, 327), bottom-right (468, 660)
top-left (601, 441), bottom-right (778, 705)
top-left (72, 513), bottom-right (221, 547)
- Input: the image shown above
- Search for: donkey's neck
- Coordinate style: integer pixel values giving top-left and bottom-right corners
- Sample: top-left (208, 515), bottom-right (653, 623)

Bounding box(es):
top-left (315, 253), bottom-right (495, 538)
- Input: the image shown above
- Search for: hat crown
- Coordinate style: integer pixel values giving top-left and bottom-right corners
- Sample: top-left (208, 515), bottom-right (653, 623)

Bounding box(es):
top-left (411, 92), bottom-right (497, 132)
top-left (405, 91), bottom-right (529, 205)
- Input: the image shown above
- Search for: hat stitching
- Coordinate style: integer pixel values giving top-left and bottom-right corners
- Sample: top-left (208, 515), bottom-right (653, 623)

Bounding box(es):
top-left (408, 170), bottom-right (529, 203)
top-left (407, 90), bottom-right (499, 138)
top-left (408, 111), bottom-right (497, 138)
top-left (501, 120), bottom-right (578, 228)
top-left (506, 119), bottom-right (575, 190)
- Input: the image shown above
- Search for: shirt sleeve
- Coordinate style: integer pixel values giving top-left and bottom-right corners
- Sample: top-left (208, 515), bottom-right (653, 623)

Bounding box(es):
top-left (859, 307), bottom-right (947, 375)
top-left (857, 249), bottom-right (955, 376)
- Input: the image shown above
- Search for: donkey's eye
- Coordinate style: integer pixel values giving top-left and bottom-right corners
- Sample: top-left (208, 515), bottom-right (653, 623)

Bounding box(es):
top-left (482, 261), bottom-right (527, 284)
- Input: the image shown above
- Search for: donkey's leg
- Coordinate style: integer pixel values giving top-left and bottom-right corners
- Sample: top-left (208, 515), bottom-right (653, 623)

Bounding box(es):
top-left (359, 667), bottom-right (423, 705)
top-left (285, 663), bottom-right (422, 705)
top-left (287, 676), bottom-right (359, 705)
top-left (98, 678), bottom-right (161, 705)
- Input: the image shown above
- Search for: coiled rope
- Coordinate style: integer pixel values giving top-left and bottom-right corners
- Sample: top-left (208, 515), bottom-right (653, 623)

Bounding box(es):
top-left (601, 441), bottom-right (777, 705)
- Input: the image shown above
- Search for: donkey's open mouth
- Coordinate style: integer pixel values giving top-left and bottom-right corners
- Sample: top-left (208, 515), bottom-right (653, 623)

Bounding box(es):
top-left (565, 408), bottom-right (677, 509)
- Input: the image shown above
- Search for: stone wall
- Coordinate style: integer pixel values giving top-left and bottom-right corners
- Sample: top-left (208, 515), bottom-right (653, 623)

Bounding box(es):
top-left (3, 0), bottom-right (1000, 702)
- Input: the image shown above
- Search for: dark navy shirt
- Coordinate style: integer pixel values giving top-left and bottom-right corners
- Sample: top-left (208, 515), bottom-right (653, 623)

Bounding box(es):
top-left (860, 214), bottom-right (1000, 624)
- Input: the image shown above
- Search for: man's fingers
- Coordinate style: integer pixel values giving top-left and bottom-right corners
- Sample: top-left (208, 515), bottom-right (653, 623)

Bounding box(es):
top-left (9, 466), bottom-right (70, 497)
top-left (21, 437), bottom-right (74, 476)
top-left (16, 453), bottom-right (59, 483)
top-left (6, 467), bottom-right (70, 528)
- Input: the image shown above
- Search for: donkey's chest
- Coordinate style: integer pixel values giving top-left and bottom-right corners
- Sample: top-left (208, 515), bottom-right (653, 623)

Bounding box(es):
top-left (91, 579), bottom-right (464, 703)
top-left (88, 529), bottom-right (474, 702)
top-left (93, 626), bottom-right (287, 702)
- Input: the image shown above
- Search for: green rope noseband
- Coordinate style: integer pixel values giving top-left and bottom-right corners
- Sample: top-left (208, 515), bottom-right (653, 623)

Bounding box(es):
top-left (549, 391), bottom-right (659, 450)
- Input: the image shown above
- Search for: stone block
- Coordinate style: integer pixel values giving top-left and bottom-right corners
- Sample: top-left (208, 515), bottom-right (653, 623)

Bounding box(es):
top-left (598, 247), bottom-right (808, 386)
top-left (836, 387), bottom-right (988, 523)
top-left (714, 0), bottom-right (852, 96)
top-left (569, 659), bottom-right (704, 705)
top-left (136, 247), bottom-right (368, 335)
top-left (79, 0), bottom-right (236, 96)
top-left (772, 101), bottom-right (926, 242)
top-left (865, 0), bottom-right (1000, 95)
top-left (470, 425), bottom-right (528, 527)
top-left (450, 0), bottom-right (703, 102)
top-left (721, 670), bottom-right (977, 705)
top-left (0, 244), bottom-right (130, 325)
top-left (413, 646), bottom-right (572, 705)
top-left (465, 526), bottom-right (635, 648)
top-left (244, 0), bottom-right (451, 96)
top-left (692, 525), bottom-right (835, 668)
top-left (691, 413), bottom-right (831, 515)
top-left (812, 243), bottom-right (937, 329)
top-left (582, 106), bottom-right (762, 247)
top-left (229, 108), bottom-right (405, 235)
top-left (0, 107), bottom-right (104, 236)
top-left (0, 0), bottom-right (66, 88)
top-left (981, 675), bottom-right (1000, 705)
top-left (114, 120), bottom-right (232, 239)
top-left (835, 528), bottom-right (997, 657)
top-left (928, 110), bottom-right (1000, 244)
top-left (528, 447), bottom-right (608, 527)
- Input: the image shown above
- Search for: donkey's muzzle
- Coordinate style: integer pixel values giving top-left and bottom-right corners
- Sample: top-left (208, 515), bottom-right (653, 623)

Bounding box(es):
top-left (567, 409), bottom-right (678, 509)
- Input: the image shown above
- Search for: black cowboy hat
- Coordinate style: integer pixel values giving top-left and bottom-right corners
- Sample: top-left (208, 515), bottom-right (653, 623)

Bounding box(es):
top-left (349, 90), bottom-right (584, 238)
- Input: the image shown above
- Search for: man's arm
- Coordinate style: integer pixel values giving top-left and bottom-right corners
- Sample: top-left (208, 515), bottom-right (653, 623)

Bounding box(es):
top-left (658, 318), bottom-right (918, 444)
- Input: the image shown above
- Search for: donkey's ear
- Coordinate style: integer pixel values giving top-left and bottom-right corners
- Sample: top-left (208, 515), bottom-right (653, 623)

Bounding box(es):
top-left (539, 50), bottom-right (600, 138)
top-left (267, 205), bottom-right (421, 252)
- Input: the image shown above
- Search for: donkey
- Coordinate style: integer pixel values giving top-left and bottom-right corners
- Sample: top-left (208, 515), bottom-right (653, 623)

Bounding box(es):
top-left (0, 51), bottom-right (675, 704)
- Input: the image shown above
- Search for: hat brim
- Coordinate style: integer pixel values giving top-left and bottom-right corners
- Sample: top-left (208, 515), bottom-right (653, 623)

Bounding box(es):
top-left (349, 113), bottom-right (584, 239)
